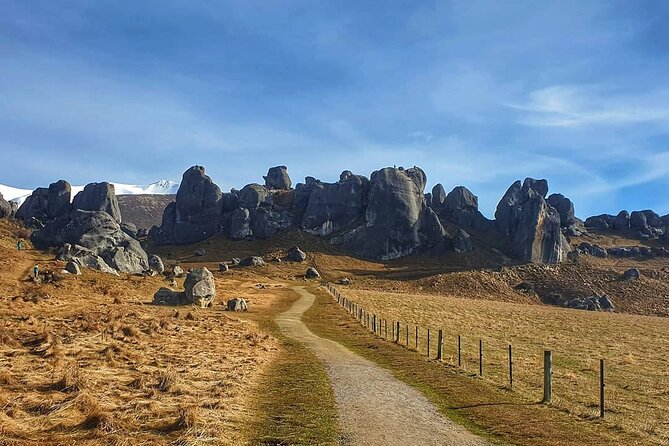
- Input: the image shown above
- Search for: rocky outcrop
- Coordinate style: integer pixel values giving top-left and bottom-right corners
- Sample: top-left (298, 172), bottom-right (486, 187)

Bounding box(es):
top-left (286, 246), bottom-right (307, 262)
top-left (546, 194), bottom-right (575, 227)
top-left (16, 180), bottom-right (72, 224)
top-left (151, 166), bottom-right (222, 244)
top-left (453, 229), bottom-right (473, 253)
top-left (184, 267), bottom-right (216, 308)
top-left (0, 192), bottom-right (12, 219)
top-left (335, 167), bottom-right (445, 260)
top-left (495, 178), bottom-right (569, 264)
top-left (613, 211), bottom-right (630, 230)
top-left (430, 185), bottom-right (492, 231)
top-left (305, 267), bottom-right (320, 279)
top-left (72, 182), bottom-right (121, 223)
top-left (264, 166), bottom-right (292, 190)
top-left (299, 171), bottom-right (369, 236)
top-left (32, 210), bottom-right (149, 274)
top-left (148, 255), bottom-right (165, 274)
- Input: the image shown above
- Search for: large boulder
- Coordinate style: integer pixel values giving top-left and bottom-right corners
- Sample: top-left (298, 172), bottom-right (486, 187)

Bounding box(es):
top-left (238, 184), bottom-right (271, 209)
top-left (585, 214), bottom-right (614, 229)
top-left (613, 211), bottom-right (630, 230)
top-left (299, 171), bottom-right (369, 236)
top-left (16, 180), bottom-right (72, 224)
top-left (32, 210), bottom-right (149, 274)
top-left (494, 178), bottom-right (569, 264)
top-left (546, 193), bottom-right (576, 227)
top-left (251, 207), bottom-right (293, 239)
top-left (151, 166), bottom-right (223, 244)
top-left (433, 185), bottom-right (492, 231)
top-left (153, 287), bottom-right (187, 305)
top-left (184, 267), bottom-right (216, 308)
top-left (0, 192), bottom-right (12, 219)
top-left (72, 182), bottom-right (121, 223)
top-left (239, 256), bottom-right (265, 267)
top-left (263, 166), bottom-right (292, 190)
top-left (336, 167), bottom-right (445, 260)
top-left (305, 267), bottom-right (321, 279)
top-left (286, 246), bottom-right (307, 262)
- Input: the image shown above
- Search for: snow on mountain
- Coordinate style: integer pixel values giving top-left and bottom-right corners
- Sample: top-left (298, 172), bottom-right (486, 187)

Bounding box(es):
top-left (0, 180), bottom-right (179, 206)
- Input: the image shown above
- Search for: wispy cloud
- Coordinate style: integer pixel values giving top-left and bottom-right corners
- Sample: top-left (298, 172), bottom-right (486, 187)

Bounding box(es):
top-left (509, 85), bottom-right (669, 127)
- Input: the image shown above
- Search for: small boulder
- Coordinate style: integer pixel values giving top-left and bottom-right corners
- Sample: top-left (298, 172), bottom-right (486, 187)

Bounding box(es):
top-left (305, 267), bottom-right (320, 279)
top-left (219, 262), bottom-right (229, 272)
top-left (599, 295), bottom-right (615, 311)
top-left (121, 222), bottom-right (138, 239)
top-left (184, 268), bottom-right (216, 308)
top-left (65, 260), bottom-right (82, 275)
top-left (623, 268), bottom-right (640, 280)
top-left (286, 246), bottom-right (307, 262)
top-left (226, 297), bottom-right (248, 311)
top-left (172, 265), bottom-right (184, 277)
top-left (194, 248), bottom-right (206, 257)
top-left (240, 256), bottom-right (265, 267)
top-left (153, 287), bottom-right (187, 305)
top-left (148, 255), bottom-right (165, 274)
top-left (231, 258), bottom-right (241, 265)
top-left (338, 277), bottom-right (351, 285)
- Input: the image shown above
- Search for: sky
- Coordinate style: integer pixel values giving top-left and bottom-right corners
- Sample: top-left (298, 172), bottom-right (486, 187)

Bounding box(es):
top-left (1, 0), bottom-right (669, 218)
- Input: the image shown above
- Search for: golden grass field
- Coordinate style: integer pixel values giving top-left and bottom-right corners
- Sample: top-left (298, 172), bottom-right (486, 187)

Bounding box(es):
top-left (337, 286), bottom-right (669, 445)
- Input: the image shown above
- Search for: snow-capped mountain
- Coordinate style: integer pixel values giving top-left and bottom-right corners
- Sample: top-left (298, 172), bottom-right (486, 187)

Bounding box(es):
top-left (0, 180), bottom-right (179, 206)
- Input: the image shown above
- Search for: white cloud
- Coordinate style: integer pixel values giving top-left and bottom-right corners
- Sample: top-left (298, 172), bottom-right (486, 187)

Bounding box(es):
top-left (509, 85), bottom-right (669, 127)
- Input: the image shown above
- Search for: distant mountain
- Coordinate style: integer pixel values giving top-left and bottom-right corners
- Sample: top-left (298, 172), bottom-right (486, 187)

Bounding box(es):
top-left (0, 180), bottom-right (179, 206)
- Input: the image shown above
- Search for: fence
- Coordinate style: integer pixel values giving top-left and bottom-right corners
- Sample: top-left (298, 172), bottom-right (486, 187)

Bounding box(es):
top-left (323, 281), bottom-right (607, 418)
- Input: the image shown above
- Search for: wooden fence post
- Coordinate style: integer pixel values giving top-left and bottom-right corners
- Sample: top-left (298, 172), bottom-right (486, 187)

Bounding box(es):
top-left (395, 322), bottom-right (400, 343)
top-left (415, 326), bottom-right (419, 351)
top-left (391, 321), bottom-right (395, 341)
top-left (543, 350), bottom-right (552, 403)
top-left (405, 324), bottom-right (409, 347)
top-left (437, 330), bottom-right (443, 361)
top-left (427, 329), bottom-right (431, 358)
top-left (479, 339), bottom-right (483, 376)
top-left (458, 335), bottom-right (461, 367)
top-left (509, 344), bottom-right (513, 390)
top-left (385, 320), bottom-right (388, 339)
top-left (600, 359), bottom-right (605, 418)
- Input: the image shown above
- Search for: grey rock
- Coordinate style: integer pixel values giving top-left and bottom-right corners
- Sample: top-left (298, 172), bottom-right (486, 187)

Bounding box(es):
top-left (148, 255), bottom-right (165, 274)
top-left (338, 167), bottom-right (445, 260)
top-left (231, 257), bottom-right (241, 265)
top-left (239, 256), bottom-right (265, 267)
top-left (305, 267), bottom-right (321, 279)
top-left (264, 166), bottom-right (292, 190)
top-left (72, 182), bottom-right (121, 223)
top-left (494, 178), bottom-right (569, 264)
top-left (546, 193), bottom-right (576, 227)
top-left (239, 184), bottom-right (271, 209)
top-left (65, 260), bottom-right (81, 275)
top-left (184, 267), bottom-right (216, 308)
top-left (599, 295), bottom-right (615, 311)
top-left (623, 268), bottom-right (640, 280)
top-left (16, 180), bottom-right (72, 223)
top-left (286, 246), bottom-right (307, 262)
top-left (32, 210), bottom-right (148, 274)
top-left (434, 185), bottom-right (492, 231)
top-left (0, 192), bottom-right (12, 219)
top-left (226, 297), bottom-right (248, 311)
top-left (219, 262), bottom-right (229, 272)
top-left (172, 265), bottom-right (184, 277)
top-left (338, 277), bottom-right (351, 285)
top-left (630, 211), bottom-right (648, 231)
top-left (251, 207), bottom-right (293, 239)
top-left (453, 229), bottom-right (473, 253)
top-left (121, 222), bottom-right (138, 239)
top-left (584, 214), bottom-right (614, 229)
top-left (228, 208), bottom-right (252, 240)
top-left (300, 172), bottom-right (369, 236)
top-left (613, 211), bottom-right (630, 230)
top-left (151, 166), bottom-right (222, 244)
top-left (153, 287), bottom-right (187, 305)
top-left (194, 248), bottom-right (206, 256)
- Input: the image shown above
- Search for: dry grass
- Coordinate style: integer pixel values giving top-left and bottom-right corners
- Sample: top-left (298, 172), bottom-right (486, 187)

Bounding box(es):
top-left (0, 221), bottom-right (282, 445)
top-left (337, 286), bottom-right (669, 445)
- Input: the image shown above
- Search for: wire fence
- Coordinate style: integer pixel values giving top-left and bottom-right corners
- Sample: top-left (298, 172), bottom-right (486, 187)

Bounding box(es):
top-left (323, 281), bottom-right (606, 418)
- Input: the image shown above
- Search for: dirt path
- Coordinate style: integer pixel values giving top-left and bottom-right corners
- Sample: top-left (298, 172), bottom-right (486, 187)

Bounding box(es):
top-left (277, 286), bottom-right (492, 446)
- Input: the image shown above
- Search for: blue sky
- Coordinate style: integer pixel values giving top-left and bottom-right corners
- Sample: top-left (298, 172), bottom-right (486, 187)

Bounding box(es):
top-left (1, 0), bottom-right (669, 218)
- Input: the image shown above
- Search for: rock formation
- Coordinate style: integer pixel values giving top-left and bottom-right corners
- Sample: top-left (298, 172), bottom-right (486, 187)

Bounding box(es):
top-left (263, 166), bottom-right (292, 190)
top-left (72, 182), bottom-right (121, 223)
top-left (0, 192), bottom-right (12, 219)
top-left (430, 184), bottom-right (492, 231)
top-left (16, 180), bottom-right (72, 224)
top-left (495, 178), bottom-right (570, 264)
top-left (151, 166), bottom-right (222, 244)
top-left (184, 267), bottom-right (216, 308)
